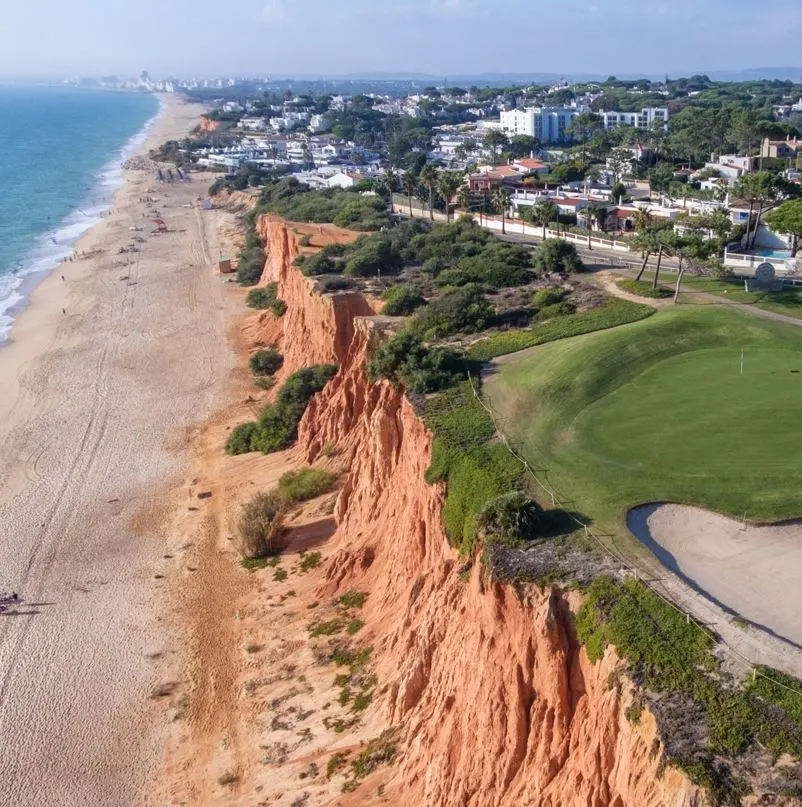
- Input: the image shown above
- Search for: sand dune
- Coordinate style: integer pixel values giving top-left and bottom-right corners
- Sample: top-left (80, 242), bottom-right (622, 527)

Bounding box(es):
top-left (0, 97), bottom-right (240, 806)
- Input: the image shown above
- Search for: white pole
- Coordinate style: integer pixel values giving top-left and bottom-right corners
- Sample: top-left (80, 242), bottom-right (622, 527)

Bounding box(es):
top-left (740, 350), bottom-right (744, 376)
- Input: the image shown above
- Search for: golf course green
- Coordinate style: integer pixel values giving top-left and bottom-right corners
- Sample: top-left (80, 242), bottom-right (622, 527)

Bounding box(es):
top-left (485, 306), bottom-right (802, 526)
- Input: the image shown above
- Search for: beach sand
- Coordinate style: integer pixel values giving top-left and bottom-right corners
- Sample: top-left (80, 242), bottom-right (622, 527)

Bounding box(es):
top-left (0, 95), bottom-right (242, 806)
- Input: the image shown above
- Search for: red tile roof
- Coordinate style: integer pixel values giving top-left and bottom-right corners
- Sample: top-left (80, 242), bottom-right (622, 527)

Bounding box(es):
top-left (514, 158), bottom-right (547, 169)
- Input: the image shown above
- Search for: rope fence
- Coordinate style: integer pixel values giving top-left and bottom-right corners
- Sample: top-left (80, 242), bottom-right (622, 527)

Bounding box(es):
top-left (466, 372), bottom-right (802, 700)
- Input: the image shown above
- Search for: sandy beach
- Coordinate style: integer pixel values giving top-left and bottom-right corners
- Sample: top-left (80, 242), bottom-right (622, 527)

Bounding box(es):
top-left (0, 94), bottom-right (241, 806)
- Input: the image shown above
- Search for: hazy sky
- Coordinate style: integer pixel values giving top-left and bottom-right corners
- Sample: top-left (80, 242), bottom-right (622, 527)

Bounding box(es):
top-left (2, 0), bottom-right (802, 78)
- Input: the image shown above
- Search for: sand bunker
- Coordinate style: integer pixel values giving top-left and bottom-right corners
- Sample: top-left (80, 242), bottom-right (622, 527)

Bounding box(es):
top-left (628, 504), bottom-right (802, 648)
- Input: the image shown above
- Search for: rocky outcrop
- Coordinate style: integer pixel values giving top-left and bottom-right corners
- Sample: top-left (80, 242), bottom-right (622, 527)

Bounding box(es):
top-left (262, 215), bottom-right (708, 807)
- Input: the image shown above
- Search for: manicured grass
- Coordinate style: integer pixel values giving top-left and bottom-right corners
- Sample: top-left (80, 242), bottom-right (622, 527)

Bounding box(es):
top-left (469, 299), bottom-right (654, 361)
top-left (485, 306), bottom-right (802, 525)
top-left (641, 270), bottom-right (802, 320)
top-left (616, 279), bottom-right (672, 299)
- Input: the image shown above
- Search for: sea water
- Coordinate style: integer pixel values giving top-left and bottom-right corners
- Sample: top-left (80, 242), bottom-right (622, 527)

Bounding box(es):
top-left (0, 86), bottom-right (160, 341)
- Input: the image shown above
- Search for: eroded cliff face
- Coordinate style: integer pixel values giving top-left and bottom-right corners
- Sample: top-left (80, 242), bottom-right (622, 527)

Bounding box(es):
top-left (262, 217), bottom-right (708, 807)
top-left (254, 215), bottom-right (374, 375)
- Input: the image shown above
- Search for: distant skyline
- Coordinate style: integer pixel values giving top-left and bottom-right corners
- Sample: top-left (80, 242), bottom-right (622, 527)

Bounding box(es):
top-left (2, 0), bottom-right (802, 79)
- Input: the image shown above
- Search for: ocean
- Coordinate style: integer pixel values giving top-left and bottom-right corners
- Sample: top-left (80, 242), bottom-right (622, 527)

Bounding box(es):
top-left (0, 86), bottom-right (160, 341)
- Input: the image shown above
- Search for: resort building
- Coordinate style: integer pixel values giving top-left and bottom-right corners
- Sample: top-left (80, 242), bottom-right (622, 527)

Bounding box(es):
top-left (602, 108), bottom-right (669, 130)
top-left (499, 107), bottom-right (580, 142)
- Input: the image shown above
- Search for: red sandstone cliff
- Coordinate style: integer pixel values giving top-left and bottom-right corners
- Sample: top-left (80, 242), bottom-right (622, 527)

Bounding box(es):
top-left (253, 216), bottom-right (375, 375)
top-left (199, 115), bottom-right (222, 133)
top-left (258, 217), bottom-right (709, 807)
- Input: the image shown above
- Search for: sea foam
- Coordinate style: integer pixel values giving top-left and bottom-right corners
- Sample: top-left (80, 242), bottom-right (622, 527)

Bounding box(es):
top-left (0, 94), bottom-right (165, 343)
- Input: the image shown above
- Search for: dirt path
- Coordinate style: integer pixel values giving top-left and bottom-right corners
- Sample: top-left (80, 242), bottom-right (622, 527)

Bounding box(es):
top-left (592, 270), bottom-right (673, 309)
top-left (0, 100), bottom-right (240, 806)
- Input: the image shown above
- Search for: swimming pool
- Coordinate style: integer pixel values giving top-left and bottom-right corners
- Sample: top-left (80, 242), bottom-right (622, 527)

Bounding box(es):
top-left (754, 248), bottom-right (793, 259)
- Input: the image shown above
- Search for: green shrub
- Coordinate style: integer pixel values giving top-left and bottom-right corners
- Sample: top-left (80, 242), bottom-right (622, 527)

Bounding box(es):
top-left (368, 332), bottom-right (467, 394)
top-left (237, 491), bottom-right (286, 558)
top-left (226, 422), bottom-right (258, 454)
top-left (409, 284), bottom-right (494, 340)
top-left (382, 284), bottom-right (425, 316)
top-left (300, 251), bottom-right (338, 276)
top-left (338, 590), bottom-right (368, 609)
top-left (254, 178), bottom-right (391, 231)
top-left (278, 467), bottom-right (336, 502)
top-left (423, 382), bottom-right (526, 553)
top-left (536, 301), bottom-right (577, 321)
top-left (532, 286), bottom-right (566, 308)
top-left (476, 491), bottom-right (544, 545)
top-left (246, 282), bottom-right (279, 310)
top-left (249, 348), bottom-right (283, 377)
top-left (237, 244), bottom-right (266, 286)
top-left (226, 364), bottom-right (337, 455)
top-left (343, 238), bottom-right (403, 278)
top-left (468, 299), bottom-right (654, 361)
top-left (422, 257), bottom-right (445, 276)
top-left (533, 238), bottom-right (584, 275)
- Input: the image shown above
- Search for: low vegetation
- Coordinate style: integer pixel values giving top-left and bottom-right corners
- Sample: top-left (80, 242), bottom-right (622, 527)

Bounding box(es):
top-left (469, 298), bottom-right (654, 361)
top-left (237, 491), bottom-right (286, 558)
top-left (253, 177), bottom-right (391, 231)
top-left (532, 238), bottom-right (584, 275)
top-left (236, 217), bottom-right (267, 286)
top-left (278, 467), bottom-right (336, 502)
top-left (368, 332), bottom-right (468, 393)
top-left (226, 364), bottom-right (337, 455)
top-left (576, 576), bottom-right (802, 803)
top-left (408, 284), bottom-right (494, 340)
top-left (381, 284), bottom-right (425, 316)
top-left (617, 279), bottom-right (672, 299)
top-left (423, 381), bottom-right (528, 554)
top-left (249, 348), bottom-right (283, 377)
top-left (246, 282), bottom-right (288, 316)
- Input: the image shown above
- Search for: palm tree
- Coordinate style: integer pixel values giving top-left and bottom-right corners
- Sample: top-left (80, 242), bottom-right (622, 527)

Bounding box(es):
top-left (383, 168), bottom-right (399, 214)
top-left (402, 171), bottom-right (417, 218)
top-left (419, 164), bottom-right (440, 221)
top-left (438, 172), bottom-right (463, 222)
top-left (633, 209), bottom-right (653, 233)
top-left (456, 184), bottom-right (472, 215)
top-left (531, 201), bottom-right (557, 240)
top-left (492, 187), bottom-right (511, 234)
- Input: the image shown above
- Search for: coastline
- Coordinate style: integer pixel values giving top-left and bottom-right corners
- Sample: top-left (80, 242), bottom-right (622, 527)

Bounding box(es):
top-left (0, 94), bottom-right (241, 806)
top-left (0, 91), bottom-right (165, 344)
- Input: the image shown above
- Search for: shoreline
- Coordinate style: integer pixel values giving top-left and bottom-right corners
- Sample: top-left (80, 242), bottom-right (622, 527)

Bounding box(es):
top-left (0, 92), bottom-right (166, 344)
top-left (0, 94), bottom-right (241, 806)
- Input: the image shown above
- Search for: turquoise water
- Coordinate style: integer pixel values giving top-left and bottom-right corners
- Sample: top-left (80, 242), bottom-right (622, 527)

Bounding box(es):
top-left (755, 248), bottom-right (792, 259)
top-left (0, 87), bottom-right (159, 340)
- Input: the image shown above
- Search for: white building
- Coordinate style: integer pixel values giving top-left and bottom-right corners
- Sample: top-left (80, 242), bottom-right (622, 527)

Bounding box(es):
top-left (309, 114), bottom-right (331, 134)
top-left (602, 108), bottom-right (669, 130)
top-left (499, 107), bottom-right (581, 143)
top-left (238, 117), bottom-right (269, 132)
